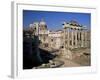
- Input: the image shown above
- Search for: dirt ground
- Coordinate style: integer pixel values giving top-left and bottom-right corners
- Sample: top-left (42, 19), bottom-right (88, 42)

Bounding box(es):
top-left (55, 48), bottom-right (91, 67)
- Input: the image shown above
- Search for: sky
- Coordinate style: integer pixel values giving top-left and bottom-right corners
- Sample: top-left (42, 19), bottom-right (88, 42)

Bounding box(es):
top-left (23, 10), bottom-right (91, 30)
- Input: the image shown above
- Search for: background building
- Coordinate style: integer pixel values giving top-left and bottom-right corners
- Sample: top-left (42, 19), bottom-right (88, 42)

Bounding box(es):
top-left (29, 19), bottom-right (90, 51)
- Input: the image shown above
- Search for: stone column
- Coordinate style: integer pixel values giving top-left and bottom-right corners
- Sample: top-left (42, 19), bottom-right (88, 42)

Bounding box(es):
top-left (77, 29), bottom-right (79, 48)
top-left (81, 29), bottom-right (84, 47)
top-left (75, 28), bottom-right (78, 48)
top-left (63, 27), bottom-right (66, 54)
top-left (67, 28), bottom-right (70, 49)
top-left (87, 31), bottom-right (90, 48)
top-left (84, 30), bottom-right (87, 48)
top-left (71, 28), bottom-right (74, 49)
top-left (62, 24), bottom-right (72, 60)
top-left (83, 29), bottom-right (86, 47)
top-left (78, 29), bottom-right (81, 48)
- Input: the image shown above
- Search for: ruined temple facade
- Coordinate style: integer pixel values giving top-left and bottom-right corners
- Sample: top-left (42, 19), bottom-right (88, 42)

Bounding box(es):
top-left (62, 21), bottom-right (91, 50)
top-left (29, 19), bottom-right (90, 51)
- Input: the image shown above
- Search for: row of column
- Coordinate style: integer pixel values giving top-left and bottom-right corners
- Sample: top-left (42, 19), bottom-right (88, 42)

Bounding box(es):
top-left (64, 27), bottom-right (89, 49)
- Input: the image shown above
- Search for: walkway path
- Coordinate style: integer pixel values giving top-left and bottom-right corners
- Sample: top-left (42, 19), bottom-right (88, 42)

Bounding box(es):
top-left (60, 58), bottom-right (80, 67)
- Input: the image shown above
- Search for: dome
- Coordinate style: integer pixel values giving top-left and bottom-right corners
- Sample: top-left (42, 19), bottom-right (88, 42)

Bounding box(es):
top-left (29, 24), bottom-right (33, 28)
top-left (40, 19), bottom-right (46, 26)
top-left (39, 19), bottom-right (48, 30)
top-left (69, 20), bottom-right (79, 26)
